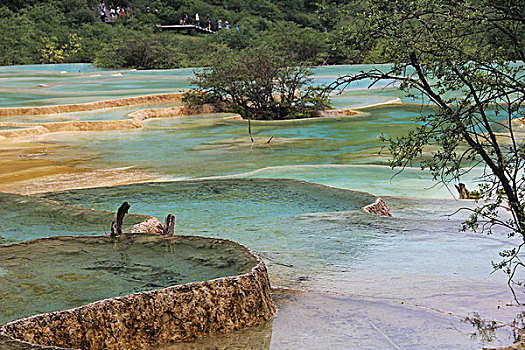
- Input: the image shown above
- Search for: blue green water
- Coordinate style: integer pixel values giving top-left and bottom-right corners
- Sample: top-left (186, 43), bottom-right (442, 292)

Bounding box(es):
top-left (0, 64), bottom-right (396, 107)
top-left (2, 179), bottom-right (517, 349)
top-left (0, 63), bottom-right (113, 73)
top-left (0, 63), bottom-right (521, 349)
top-left (0, 192), bottom-right (149, 244)
top-left (39, 104), bottom-right (483, 197)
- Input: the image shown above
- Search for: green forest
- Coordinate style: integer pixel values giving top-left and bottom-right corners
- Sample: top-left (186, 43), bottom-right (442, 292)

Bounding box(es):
top-left (1, 0), bottom-right (522, 69)
top-left (0, 0), bottom-right (374, 68)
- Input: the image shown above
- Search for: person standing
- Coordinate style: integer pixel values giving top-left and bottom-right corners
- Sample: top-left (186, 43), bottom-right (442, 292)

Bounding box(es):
top-left (195, 13), bottom-right (200, 27)
top-left (100, 4), bottom-right (106, 22)
top-left (206, 16), bottom-right (211, 30)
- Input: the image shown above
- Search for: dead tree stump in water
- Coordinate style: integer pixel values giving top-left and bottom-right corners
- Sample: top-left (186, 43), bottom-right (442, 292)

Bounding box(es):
top-left (455, 183), bottom-right (470, 199)
top-left (248, 119), bottom-right (254, 143)
top-left (110, 201), bottom-right (131, 236)
top-left (164, 214), bottom-right (175, 236)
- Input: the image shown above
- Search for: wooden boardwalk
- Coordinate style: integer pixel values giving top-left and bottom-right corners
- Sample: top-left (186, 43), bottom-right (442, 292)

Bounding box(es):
top-left (156, 24), bottom-right (215, 34)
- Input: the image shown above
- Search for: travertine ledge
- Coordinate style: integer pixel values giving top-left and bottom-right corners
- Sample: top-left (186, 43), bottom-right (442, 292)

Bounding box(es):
top-left (0, 235), bottom-right (275, 350)
top-left (0, 93), bottom-right (185, 117)
top-left (0, 104), bottom-right (216, 140)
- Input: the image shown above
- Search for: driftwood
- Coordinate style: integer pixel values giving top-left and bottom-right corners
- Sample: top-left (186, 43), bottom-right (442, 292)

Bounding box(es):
top-left (455, 183), bottom-right (470, 199)
top-left (110, 201), bottom-right (130, 236)
top-left (164, 214), bottom-right (175, 236)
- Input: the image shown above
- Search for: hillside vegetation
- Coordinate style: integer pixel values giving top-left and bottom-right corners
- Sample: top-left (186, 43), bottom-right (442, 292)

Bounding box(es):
top-left (2, 0), bottom-right (519, 69)
top-left (0, 0), bottom-right (376, 68)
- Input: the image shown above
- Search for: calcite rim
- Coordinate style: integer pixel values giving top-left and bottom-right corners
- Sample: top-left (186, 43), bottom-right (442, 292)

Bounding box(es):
top-left (0, 234), bottom-right (274, 350)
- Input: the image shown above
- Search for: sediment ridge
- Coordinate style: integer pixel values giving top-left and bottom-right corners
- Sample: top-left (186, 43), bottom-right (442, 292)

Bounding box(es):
top-left (0, 93), bottom-right (186, 117)
top-left (0, 104), bottom-right (216, 140)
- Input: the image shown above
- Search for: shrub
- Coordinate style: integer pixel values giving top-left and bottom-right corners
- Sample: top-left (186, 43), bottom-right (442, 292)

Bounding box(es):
top-left (185, 45), bottom-right (331, 120)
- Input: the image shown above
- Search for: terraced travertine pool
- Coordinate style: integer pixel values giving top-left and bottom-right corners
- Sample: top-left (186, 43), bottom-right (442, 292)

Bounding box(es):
top-left (0, 63), bottom-right (522, 349)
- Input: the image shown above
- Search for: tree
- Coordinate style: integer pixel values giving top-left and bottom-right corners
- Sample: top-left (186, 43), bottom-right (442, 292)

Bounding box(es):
top-left (185, 46), bottom-right (331, 120)
top-left (40, 33), bottom-right (81, 64)
top-left (334, 0), bottom-right (525, 300)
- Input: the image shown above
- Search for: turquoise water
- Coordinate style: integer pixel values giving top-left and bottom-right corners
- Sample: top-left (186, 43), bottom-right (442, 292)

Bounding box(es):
top-left (0, 192), bottom-right (148, 244)
top-left (40, 179), bottom-right (509, 283)
top-left (0, 64), bottom-right (396, 108)
top-left (0, 63), bottom-right (113, 73)
top-left (236, 164), bottom-right (484, 198)
top-left (0, 63), bottom-right (522, 349)
top-left (1, 179), bottom-right (517, 348)
top-left (38, 104), bottom-right (483, 197)
top-left (0, 65), bottom-right (191, 107)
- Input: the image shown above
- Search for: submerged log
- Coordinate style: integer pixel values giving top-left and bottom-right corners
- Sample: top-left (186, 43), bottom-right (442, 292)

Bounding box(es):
top-left (129, 215), bottom-right (175, 235)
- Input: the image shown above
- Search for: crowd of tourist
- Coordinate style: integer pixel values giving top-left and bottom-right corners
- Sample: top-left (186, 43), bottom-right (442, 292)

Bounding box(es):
top-left (99, 2), bottom-right (239, 32)
top-left (179, 12), bottom-right (239, 32)
top-left (99, 2), bottom-right (133, 22)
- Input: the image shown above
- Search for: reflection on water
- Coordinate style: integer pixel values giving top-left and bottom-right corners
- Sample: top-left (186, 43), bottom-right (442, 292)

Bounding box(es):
top-left (268, 289), bottom-right (514, 350)
top-left (153, 318), bottom-right (273, 350)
